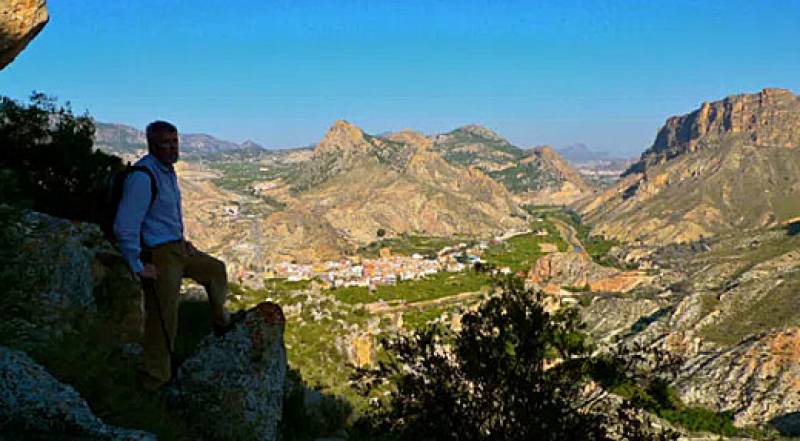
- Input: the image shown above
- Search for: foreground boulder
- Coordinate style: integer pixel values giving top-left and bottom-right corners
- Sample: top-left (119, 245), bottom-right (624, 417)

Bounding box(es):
top-left (1, 211), bottom-right (99, 351)
top-left (0, 346), bottom-right (155, 440)
top-left (173, 302), bottom-right (287, 441)
top-left (1, 209), bottom-right (145, 349)
top-left (0, 0), bottom-right (49, 69)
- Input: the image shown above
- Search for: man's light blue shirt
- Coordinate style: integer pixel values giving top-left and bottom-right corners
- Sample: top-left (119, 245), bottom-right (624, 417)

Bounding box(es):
top-left (113, 154), bottom-right (184, 273)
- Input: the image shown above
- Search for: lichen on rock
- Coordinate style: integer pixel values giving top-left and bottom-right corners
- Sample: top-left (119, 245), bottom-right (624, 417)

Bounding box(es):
top-left (172, 302), bottom-right (287, 441)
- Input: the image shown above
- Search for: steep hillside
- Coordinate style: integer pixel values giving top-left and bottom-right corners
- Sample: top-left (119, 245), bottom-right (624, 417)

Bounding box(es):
top-left (183, 121), bottom-right (527, 264)
top-left (280, 121), bottom-right (526, 255)
top-left (491, 146), bottom-right (594, 204)
top-left (431, 124), bottom-right (524, 171)
top-left (581, 88), bottom-right (800, 244)
top-left (431, 125), bottom-right (593, 203)
top-left (580, 227), bottom-right (800, 431)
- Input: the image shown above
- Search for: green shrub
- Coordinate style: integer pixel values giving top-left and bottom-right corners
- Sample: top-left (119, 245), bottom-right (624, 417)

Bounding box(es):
top-left (354, 276), bottom-right (677, 441)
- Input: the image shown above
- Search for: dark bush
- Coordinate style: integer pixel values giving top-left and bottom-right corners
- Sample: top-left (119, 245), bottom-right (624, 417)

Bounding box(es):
top-left (354, 276), bottom-right (679, 441)
top-left (0, 92), bottom-right (123, 222)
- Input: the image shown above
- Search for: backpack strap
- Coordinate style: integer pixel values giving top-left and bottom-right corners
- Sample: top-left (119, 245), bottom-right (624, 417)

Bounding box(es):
top-left (128, 165), bottom-right (158, 206)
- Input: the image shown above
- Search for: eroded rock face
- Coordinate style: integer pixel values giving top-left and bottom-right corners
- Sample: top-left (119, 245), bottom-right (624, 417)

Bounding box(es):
top-left (0, 346), bottom-right (156, 440)
top-left (580, 88), bottom-right (800, 246)
top-left (599, 230), bottom-right (800, 430)
top-left (676, 327), bottom-right (800, 428)
top-left (174, 302), bottom-right (287, 441)
top-left (527, 252), bottom-right (616, 289)
top-left (0, 0), bottom-right (48, 70)
top-left (581, 296), bottom-right (663, 342)
top-left (635, 88), bottom-right (800, 173)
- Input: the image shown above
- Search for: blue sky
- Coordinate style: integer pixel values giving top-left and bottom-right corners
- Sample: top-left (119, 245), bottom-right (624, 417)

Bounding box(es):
top-left (2, 0), bottom-right (799, 155)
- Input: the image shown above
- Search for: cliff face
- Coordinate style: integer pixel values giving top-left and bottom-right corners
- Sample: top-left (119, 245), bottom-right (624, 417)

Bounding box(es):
top-left (629, 88), bottom-right (800, 174)
top-left (677, 327), bottom-right (800, 428)
top-left (580, 88), bottom-right (800, 245)
top-left (0, 0), bottom-right (48, 70)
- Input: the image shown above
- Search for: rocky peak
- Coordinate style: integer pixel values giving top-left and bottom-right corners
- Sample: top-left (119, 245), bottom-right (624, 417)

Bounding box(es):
top-left (314, 120), bottom-right (371, 155)
top-left (240, 139), bottom-right (263, 150)
top-left (453, 124), bottom-right (505, 141)
top-left (526, 145), bottom-right (593, 192)
top-left (629, 88), bottom-right (800, 173)
top-left (533, 145), bottom-right (558, 158)
top-left (384, 129), bottom-right (432, 150)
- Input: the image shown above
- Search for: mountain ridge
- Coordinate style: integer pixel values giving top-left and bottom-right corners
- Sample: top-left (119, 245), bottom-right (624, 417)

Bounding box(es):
top-left (580, 88), bottom-right (800, 245)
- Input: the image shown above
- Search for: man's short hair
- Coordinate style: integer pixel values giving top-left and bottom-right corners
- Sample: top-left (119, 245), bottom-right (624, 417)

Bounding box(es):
top-left (146, 120), bottom-right (178, 151)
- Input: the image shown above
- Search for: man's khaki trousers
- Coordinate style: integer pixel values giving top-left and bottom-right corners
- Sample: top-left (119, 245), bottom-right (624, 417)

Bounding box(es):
top-left (140, 240), bottom-right (228, 390)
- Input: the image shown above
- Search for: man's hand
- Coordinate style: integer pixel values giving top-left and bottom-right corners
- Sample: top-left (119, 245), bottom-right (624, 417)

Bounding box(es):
top-left (138, 263), bottom-right (158, 280)
top-left (186, 240), bottom-right (200, 257)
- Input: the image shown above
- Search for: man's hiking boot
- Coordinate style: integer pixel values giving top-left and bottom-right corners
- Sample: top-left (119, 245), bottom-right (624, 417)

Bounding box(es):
top-left (213, 309), bottom-right (247, 337)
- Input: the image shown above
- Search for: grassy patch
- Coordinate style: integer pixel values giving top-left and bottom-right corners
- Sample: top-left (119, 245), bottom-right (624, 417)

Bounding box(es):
top-left (333, 271), bottom-right (491, 305)
top-left (701, 273), bottom-right (800, 345)
top-left (525, 205), bottom-right (623, 267)
top-left (610, 381), bottom-right (741, 436)
top-left (482, 226), bottom-right (566, 273)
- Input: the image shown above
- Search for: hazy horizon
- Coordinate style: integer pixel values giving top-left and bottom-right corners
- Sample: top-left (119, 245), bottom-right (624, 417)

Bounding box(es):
top-left (1, 1), bottom-right (798, 156)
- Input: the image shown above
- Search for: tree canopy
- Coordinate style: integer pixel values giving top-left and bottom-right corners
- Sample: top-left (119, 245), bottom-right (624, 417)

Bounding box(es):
top-left (0, 92), bottom-right (123, 222)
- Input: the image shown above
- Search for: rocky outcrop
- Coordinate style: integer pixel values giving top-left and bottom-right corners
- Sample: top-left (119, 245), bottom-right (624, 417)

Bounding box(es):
top-left (580, 296), bottom-right (663, 342)
top-left (527, 252), bottom-right (616, 289)
top-left (0, 211), bottom-right (100, 350)
top-left (580, 88), bottom-right (800, 245)
top-left (591, 229), bottom-right (800, 430)
top-left (0, 346), bottom-right (155, 440)
top-left (0, 210), bottom-right (146, 348)
top-left (589, 271), bottom-right (651, 293)
top-left (314, 120), bottom-right (373, 156)
top-left (532, 146), bottom-right (593, 193)
top-left (630, 88), bottom-right (800, 174)
top-left (676, 327), bottom-right (800, 428)
top-left (0, 0), bottom-right (48, 70)
top-left (173, 302), bottom-right (287, 441)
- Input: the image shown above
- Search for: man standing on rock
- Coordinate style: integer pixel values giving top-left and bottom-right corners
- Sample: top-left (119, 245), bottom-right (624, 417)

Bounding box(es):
top-left (114, 120), bottom-right (236, 391)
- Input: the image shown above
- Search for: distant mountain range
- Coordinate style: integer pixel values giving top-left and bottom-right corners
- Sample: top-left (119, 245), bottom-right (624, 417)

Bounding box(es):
top-left (556, 143), bottom-right (613, 163)
top-left (93, 122), bottom-right (264, 158)
top-left (94, 119), bottom-right (594, 204)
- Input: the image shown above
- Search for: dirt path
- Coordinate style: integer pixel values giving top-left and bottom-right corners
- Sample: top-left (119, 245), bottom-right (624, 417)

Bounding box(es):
top-left (364, 291), bottom-right (484, 315)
